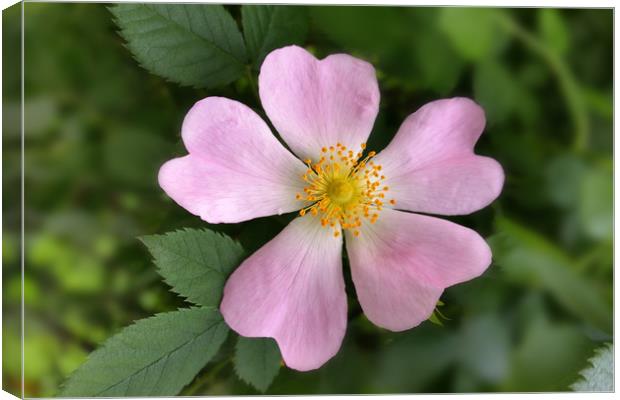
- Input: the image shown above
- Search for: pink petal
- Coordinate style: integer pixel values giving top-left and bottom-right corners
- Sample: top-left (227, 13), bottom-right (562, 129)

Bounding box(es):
top-left (345, 208), bottom-right (492, 331)
top-left (221, 217), bottom-right (347, 371)
top-left (375, 98), bottom-right (504, 215)
top-left (259, 45), bottom-right (380, 161)
top-left (159, 97), bottom-right (308, 223)
top-left (158, 155), bottom-right (210, 217)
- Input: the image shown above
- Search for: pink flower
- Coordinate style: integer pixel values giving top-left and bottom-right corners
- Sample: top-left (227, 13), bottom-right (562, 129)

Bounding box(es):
top-left (159, 46), bottom-right (504, 371)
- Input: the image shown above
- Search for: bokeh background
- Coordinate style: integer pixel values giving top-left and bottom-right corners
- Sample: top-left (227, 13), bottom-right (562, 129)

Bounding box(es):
top-left (2, 3), bottom-right (613, 396)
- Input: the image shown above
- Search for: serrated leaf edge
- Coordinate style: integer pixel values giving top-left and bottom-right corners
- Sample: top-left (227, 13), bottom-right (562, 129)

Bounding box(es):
top-left (138, 228), bottom-right (245, 307)
top-left (58, 306), bottom-right (224, 396)
top-left (233, 336), bottom-right (282, 393)
top-left (570, 343), bottom-right (614, 392)
top-left (108, 4), bottom-right (247, 89)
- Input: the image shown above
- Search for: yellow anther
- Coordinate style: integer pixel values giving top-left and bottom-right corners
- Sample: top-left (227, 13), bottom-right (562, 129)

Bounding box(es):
top-left (296, 143), bottom-right (388, 239)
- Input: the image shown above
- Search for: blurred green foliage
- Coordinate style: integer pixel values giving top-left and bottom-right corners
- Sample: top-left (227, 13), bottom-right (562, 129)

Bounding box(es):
top-left (2, 3), bottom-right (612, 396)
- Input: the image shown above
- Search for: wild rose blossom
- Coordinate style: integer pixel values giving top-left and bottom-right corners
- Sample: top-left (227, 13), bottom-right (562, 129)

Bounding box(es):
top-left (159, 46), bottom-right (504, 371)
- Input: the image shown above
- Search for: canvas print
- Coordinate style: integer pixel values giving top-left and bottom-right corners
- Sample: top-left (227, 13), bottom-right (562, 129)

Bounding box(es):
top-left (2, 2), bottom-right (613, 397)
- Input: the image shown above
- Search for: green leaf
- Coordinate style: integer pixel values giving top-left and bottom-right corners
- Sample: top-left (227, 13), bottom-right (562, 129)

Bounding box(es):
top-left (490, 217), bottom-right (612, 333)
top-left (140, 228), bottom-right (245, 307)
top-left (234, 337), bottom-right (282, 392)
top-left (242, 5), bottom-right (308, 67)
top-left (538, 9), bottom-right (569, 55)
top-left (438, 8), bottom-right (505, 62)
top-left (571, 344), bottom-right (614, 392)
top-left (110, 4), bottom-right (247, 88)
top-left (428, 312), bottom-right (443, 326)
top-left (428, 299), bottom-right (448, 326)
top-left (59, 308), bottom-right (229, 396)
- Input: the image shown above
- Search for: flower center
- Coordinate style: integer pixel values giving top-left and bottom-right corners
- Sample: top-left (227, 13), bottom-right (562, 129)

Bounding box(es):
top-left (296, 143), bottom-right (396, 238)
top-left (327, 180), bottom-right (355, 204)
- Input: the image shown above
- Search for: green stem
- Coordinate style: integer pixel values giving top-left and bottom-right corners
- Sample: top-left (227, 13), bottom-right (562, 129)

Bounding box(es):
top-left (495, 13), bottom-right (589, 153)
top-left (183, 359), bottom-right (231, 396)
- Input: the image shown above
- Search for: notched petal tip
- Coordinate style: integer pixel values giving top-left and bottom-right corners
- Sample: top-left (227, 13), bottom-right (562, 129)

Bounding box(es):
top-left (258, 45), bottom-right (380, 161)
top-left (171, 96), bottom-right (308, 224)
top-left (372, 96), bottom-right (503, 216)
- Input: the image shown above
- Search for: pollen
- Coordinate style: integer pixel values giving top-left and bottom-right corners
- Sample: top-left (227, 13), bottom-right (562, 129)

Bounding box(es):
top-left (296, 143), bottom-right (396, 238)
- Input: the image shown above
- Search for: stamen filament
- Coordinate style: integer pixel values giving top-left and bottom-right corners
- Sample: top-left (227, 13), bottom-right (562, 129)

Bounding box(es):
top-left (295, 143), bottom-right (396, 238)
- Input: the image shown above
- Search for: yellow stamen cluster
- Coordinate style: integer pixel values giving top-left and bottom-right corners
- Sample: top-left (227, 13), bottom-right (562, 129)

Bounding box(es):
top-left (296, 143), bottom-right (396, 237)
